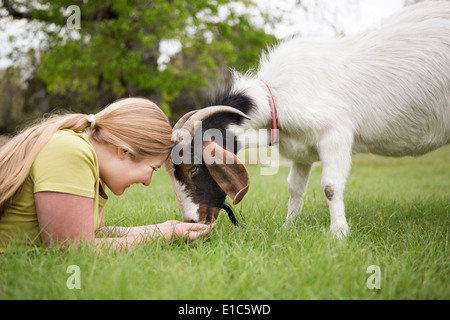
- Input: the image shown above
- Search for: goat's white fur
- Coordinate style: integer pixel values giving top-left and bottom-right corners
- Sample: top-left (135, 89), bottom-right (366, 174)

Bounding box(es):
top-left (228, 2), bottom-right (450, 238)
top-left (170, 175), bottom-right (200, 223)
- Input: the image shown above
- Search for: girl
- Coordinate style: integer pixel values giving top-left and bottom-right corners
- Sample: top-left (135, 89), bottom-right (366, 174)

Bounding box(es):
top-left (0, 98), bottom-right (212, 252)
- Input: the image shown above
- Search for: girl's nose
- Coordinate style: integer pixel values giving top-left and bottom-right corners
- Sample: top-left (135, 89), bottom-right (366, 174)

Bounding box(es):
top-left (142, 168), bottom-right (154, 186)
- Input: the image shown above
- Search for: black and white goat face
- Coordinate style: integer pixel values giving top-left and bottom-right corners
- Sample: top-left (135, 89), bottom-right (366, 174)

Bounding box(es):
top-left (167, 106), bottom-right (250, 224)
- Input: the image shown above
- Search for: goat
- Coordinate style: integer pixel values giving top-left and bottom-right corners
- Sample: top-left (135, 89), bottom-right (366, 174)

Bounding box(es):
top-left (166, 2), bottom-right (450, 238)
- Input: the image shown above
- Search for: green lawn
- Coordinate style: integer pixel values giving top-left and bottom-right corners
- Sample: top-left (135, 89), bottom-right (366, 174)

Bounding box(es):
top-left (1, 146), bottom-right (449, 300)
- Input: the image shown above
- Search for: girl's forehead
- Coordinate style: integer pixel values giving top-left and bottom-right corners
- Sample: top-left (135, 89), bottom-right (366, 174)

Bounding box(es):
top-left (144, 153), bottom-right (169, 167)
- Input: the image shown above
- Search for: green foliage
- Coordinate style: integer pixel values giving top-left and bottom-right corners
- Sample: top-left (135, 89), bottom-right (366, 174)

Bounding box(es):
top-left (4, 0), bottom-right (276, 114)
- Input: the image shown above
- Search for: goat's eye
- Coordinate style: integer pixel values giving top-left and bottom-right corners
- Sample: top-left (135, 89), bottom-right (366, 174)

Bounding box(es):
top-left (189, 165), bottom-right (199, 176)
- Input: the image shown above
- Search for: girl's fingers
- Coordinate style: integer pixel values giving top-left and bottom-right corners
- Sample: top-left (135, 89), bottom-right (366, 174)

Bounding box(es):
top-left (183, 222), bottom-right (214, 231)
top-left (178, 223), bottom-right (214, 240)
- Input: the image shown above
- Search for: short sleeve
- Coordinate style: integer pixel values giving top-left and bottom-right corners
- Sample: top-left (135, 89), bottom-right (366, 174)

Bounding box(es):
top-left (31, 131), bottom-right (97, 199)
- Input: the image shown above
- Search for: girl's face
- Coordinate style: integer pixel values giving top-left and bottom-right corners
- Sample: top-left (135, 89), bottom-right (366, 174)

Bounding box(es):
top-left (101, 148), bottom-right (168, 195)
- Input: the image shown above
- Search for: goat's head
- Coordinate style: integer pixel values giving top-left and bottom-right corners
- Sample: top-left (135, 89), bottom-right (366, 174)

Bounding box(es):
top-left (166, 106), bottom-right (250, 224)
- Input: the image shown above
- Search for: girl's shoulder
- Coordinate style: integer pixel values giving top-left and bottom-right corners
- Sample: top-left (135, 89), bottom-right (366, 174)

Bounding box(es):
top-left (41, 129), bottom-right (95, 162)
top-left (49, 129), bottom-right (91, 149)
top-left (31, 129), bottom-right (99, 197)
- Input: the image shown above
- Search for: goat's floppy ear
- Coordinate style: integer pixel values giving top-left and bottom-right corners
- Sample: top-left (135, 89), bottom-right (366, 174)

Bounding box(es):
top-left (202, 140), bottom-right (249, 205)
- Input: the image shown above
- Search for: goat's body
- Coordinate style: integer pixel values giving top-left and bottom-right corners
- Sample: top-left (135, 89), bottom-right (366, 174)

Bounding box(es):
top-left (225, 2), bottom-right (450, 236)
top-left (235, 2), bottom-right (450, 157)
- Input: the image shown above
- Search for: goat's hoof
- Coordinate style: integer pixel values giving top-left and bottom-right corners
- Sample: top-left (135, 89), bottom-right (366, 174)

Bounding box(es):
top-left (282, 222), bottom-right (292, 229)
top-left (282, 217), bottom-right (299, 229)
top-left (330, 223), bottom-right (349, 239)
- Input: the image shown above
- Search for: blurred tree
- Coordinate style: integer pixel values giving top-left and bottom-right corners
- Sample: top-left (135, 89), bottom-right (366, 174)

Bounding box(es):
top-left (0, 67), bottom-right (24, 132)
top-left (0, 0), bottom-right (277, 124)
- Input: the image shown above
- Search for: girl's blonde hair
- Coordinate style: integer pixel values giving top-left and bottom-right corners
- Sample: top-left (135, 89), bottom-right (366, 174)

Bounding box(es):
top-left (0, 97), bottom-right (173, 215)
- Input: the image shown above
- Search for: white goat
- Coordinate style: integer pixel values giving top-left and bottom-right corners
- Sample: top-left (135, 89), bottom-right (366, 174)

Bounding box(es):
top-left (169, 2), bottom-right (450, 237)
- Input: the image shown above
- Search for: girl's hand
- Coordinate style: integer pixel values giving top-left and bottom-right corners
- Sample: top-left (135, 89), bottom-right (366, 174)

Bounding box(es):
top-left (157, 220), bottom-right (214, 241)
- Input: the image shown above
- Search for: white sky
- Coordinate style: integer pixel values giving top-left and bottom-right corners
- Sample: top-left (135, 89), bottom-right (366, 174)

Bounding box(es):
top-left (0, 0), bottom-right (405, 69)
top-left (262, 0), bottom-right (404, 38)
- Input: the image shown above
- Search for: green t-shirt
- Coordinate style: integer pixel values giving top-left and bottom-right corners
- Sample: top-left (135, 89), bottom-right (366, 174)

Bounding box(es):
top-left (0, 130), bottom-right (108, 251)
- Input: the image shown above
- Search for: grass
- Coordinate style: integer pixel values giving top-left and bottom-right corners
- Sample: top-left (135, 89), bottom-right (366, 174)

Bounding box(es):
top-left (1, 146), bottom-right (449, 300)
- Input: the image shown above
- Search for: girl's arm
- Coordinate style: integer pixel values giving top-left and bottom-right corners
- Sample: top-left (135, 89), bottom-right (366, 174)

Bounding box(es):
top-left (100, 220), bottom-right (213, 241)
top-left (35, 192), bottom-right (212, 251)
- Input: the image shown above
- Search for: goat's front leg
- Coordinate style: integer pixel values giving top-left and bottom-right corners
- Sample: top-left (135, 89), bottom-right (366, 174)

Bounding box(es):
top-left (283, 162), bottom-right (312, 227)
top-left (318, 132), bottom-right (353, 239)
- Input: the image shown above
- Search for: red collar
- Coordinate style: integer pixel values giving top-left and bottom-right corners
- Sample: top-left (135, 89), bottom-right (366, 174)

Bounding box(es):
top-left (258, 79), bottom-right (279, 146)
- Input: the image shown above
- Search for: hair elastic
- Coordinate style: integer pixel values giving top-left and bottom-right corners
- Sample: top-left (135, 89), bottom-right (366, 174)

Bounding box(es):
top-left (87, 114), bottom-right (96, 128)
